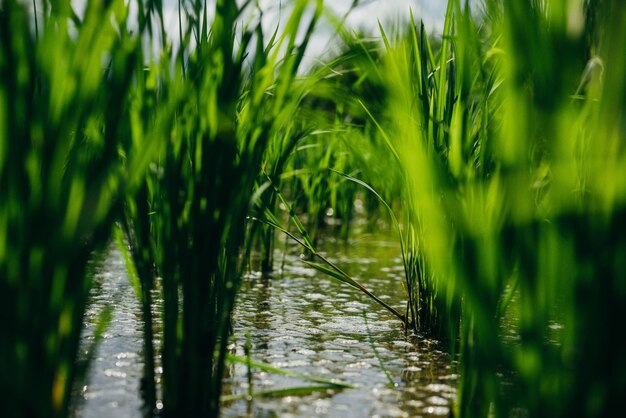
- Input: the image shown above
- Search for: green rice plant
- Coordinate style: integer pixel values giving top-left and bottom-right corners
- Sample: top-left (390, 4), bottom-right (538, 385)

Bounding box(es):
top-left (246, 19), bottom-right (382, 273)
top-left (338, 4), bottom-right (466, 339)
top-left (300, 29), bottom-right (401, 234)
top-left (284, 136), bottom-right (349, 247)
top-left (355, 0), bottom-right (626, 416)
top-left (0, 1), bottom-right (146, 417)
top-left (119, 1), bottom-right (328, 416)
top-left (244, 66), bottom-right (357, 273)
top-left (265, 16), bottom-right (447, 334)
top-left (473, 1), bottom-right (626, 415)
top-left (366, 2), bottom-right (534, 413)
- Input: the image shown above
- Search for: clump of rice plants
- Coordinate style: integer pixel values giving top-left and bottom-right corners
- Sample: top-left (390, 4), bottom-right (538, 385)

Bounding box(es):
top-left (120, 0), bottom-right (328, 416)
top-left (334, 4), bottom-right (465, 338)
top-left (0, 1), bottom-right (146, 417)
top-left (346, 0), bottom-right (626, 416)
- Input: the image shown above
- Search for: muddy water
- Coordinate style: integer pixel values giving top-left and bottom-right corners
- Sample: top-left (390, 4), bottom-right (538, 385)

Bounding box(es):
top-left (75, 233), bottom-right (457, 417)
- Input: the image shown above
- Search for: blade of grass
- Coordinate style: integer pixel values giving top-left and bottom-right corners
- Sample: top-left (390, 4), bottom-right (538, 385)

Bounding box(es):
top-left (222, 385), bottom-right (341, 402)
top-left (226, 354), bottom-right (354, 389)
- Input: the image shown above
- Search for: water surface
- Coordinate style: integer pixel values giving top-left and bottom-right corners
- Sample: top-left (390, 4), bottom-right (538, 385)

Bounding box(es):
top-left (76, 232), bottom-right (458, 417)
top-left (74, 244), bottom-right (146, 418)
top-left (223, 233), bottom-right (457, 417)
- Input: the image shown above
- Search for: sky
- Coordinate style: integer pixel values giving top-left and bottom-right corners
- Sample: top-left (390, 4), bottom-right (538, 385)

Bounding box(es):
top-left (154, 1), bottom-right (449, 31)
top-left (154, 0), bottom-right (450, 55)
top-left (26, 0), bottom-right (456, 63)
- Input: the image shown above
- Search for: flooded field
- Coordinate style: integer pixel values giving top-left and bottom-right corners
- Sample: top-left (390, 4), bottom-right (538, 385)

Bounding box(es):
top-left (76, 234), bottom-right (457, 417)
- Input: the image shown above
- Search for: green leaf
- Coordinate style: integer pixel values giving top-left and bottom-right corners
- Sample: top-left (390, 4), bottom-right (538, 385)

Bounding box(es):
top-left (226, 354), bottom-right (354, 389)
top-left (301, 259), bottom-right (359, 290)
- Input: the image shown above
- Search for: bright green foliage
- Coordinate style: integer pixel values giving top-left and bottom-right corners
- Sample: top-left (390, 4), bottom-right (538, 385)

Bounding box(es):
top-left (3, 0), bottom-right (626, 417)
top-left (0, 1), bottom-right (143, 417)
top-left (349, 0), bottom-right (626, 416)
top-left (119, 0), bottom-right (327, 416)
top-left (351, 3), bottom-right (466, 338)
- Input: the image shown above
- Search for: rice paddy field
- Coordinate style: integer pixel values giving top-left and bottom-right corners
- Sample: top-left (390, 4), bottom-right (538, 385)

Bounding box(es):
top-left (1, 0), bottom-right (625, 417)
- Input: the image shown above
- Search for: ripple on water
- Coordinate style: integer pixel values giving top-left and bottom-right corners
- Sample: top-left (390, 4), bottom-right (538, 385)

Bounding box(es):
top-left (424, 406), bottom-right (451, 415)
top-left (75, 243), bottom-right (144, 418)
top-left (273, 359), bottom-right (311, 368)
top-left (425, 383), bottom-right (457, 395)
top-left (292, 347), bottom-right (316, 356)
top-left (79, 237), bottom-right (458, 418)
top-left (426, 395), bottom-right (450, 406)
top-left (222, 244), bottom-right (457, 418)
top-left (391, 340), bottom-right (415, 348)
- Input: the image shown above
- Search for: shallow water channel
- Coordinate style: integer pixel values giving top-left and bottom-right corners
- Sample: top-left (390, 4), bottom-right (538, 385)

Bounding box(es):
top-left (76, 232), bottom-right (458, 417)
